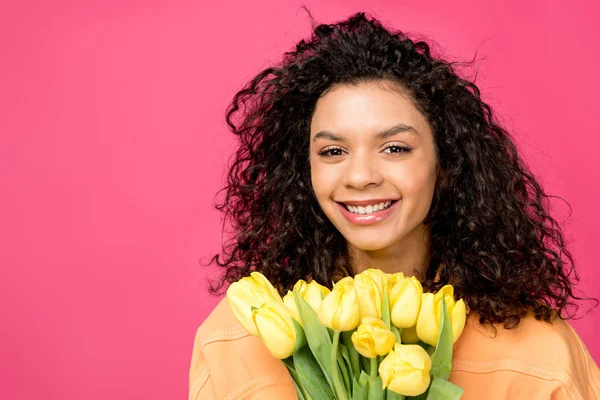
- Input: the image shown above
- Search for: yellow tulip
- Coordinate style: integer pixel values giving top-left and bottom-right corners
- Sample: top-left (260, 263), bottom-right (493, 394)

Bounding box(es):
top-left (379, 343), bottom-right (432, 396)
top-left (226, 271), bottom-right (283, 336)
top-left (351, 317), bottom-right (397, 358)
top-left (283, 290), bottom-right (302, 327)
top-left (361, 268), bottom-right (389, 292)
top-left (293, 279), bottom-right (308, 296)
top-left (388, 272), bottom-right (405, 287)
top-left (400, 325), bottom-right (419, 344)
top-left (416, 285), bottom-right (467, 346)
top-left (253, 301), bottom-right (296, 359)
top-left (390, 275), bottom-right (423, 328)
top-left (304, 280), bottom-right (331, 313)
top-left (318, 276), bottom-right (360, 331)
top-left (354, 272), bottom-right (383, 319)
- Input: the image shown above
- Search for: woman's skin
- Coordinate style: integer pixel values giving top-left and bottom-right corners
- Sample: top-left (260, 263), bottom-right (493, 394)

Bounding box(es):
top-left (309, 80), bottom-right (440, 279)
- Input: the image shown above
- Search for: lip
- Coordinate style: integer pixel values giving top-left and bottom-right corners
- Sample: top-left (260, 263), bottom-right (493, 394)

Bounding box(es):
top-left (337, 200), bottom-right (400, 226)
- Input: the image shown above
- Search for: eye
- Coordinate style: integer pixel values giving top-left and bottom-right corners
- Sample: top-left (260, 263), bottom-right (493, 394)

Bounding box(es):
top-left (316, 145), bottom-right (412, 158)
top-left (317, 146), bottom-right (345, 158)
top-left (383, 145), bottom-right (412, 154)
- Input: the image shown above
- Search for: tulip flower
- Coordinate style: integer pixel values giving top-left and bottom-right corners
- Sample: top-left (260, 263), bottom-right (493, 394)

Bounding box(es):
top-left (253, 301), bottom-right (296, 359)
top-left (388, 272), bottom-right (405, 286)
top-left (361, 268), bottom-right (389, 291)
top-left (354, 268), bottom-right (390, 321)
top-left (286, 279), bottom-right (330, 326)
top-left (304, 280), bottom-right (331, 314)
top-left (416, 285), bottom-right (467, 346)
top-left (226, 271), bottom-right (283, 336)
top-left (293, 279), bottom-right (308, 296)
top-left (318, 276), bottom-right (360, 331)
top-left (354, 273), bottom-right (382, 319)
top-left (379, 343), bottom-right (432, 396)
top-left (283, 290), bottom-right (302, 326)
top-left (390, 275), bottom-right (423, 328)
top-left (400, 325), bottom-right (419, 344)
top-left (351, 317), bottom-right (396, 358)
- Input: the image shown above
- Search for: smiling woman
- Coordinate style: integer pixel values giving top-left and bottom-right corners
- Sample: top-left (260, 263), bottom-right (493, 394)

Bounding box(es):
top-left (189, 11), bottom-right (600, 400)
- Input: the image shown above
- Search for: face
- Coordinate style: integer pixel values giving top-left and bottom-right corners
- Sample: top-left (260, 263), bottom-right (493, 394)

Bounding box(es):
top-left (309, 80), bottom-right (439, 253)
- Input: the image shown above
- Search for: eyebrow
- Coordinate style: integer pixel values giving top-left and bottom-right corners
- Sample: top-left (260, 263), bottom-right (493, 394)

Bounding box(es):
top-left (312, 123), bottom-right (420, 143)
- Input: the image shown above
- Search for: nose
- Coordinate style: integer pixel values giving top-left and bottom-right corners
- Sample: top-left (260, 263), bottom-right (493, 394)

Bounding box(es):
top-left (341, 151), bottom-right (383, 189)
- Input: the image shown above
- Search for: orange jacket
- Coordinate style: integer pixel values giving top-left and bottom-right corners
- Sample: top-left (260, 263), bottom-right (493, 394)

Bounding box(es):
top-left (189, 297), bottom-right (600, 399)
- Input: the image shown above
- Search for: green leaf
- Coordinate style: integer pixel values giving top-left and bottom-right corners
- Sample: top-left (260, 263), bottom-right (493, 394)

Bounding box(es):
top-left (337, 346), bottom-right (351, 395)
top-left (282, 357), bottom-right (310, 400)
top-left (338, 342), bottom-right (354, 394)
top-left (386, 388), bottom-right (406, 400)
top-left (382, 283), bottom-right (391, 330)
top-left (352, 372), bottom-right (369, 400)
top-left (409, 386), bottom-right (430, 400)
top-left (293, 291), bottom-right (336, 393)
top-left (293, 317), bottom-right (308, 352)
top-left (430, 298), bottom-right (453, 380)
top-left (425, 377), bottom-right (464, 400)
top-left (290, 319), bottom-right (331, 399)
top-left (416, 340), bottom-right (434, 356)
top-left (359, 354), bottom-right (370, 373)
top-left (341, 330), bottom-right (360, 381)
top-left (365, 373), bottom-right (385, 400)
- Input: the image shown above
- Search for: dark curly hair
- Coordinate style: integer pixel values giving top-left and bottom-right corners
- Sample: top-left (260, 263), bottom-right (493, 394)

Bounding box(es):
top-left (203, 11), bottom-right (596, 329)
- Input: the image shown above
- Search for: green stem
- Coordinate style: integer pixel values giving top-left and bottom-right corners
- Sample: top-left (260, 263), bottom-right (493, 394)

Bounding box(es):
top-left (332, 331), bottom-right (348, 400)
top-left (370, 357), bottom-right (378, 378)
top-left (391, 325), bottom-right (402, 344)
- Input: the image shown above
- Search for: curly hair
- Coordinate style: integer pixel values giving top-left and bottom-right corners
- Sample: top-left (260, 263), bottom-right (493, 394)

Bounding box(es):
top-left (203, 11), bottom-right (595, 329)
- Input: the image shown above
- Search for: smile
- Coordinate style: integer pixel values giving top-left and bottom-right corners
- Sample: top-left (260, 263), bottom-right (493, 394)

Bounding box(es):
top-left (336, 200), bottom-right (400, 225)
top-left (344, 200), bottom-right (393, 214)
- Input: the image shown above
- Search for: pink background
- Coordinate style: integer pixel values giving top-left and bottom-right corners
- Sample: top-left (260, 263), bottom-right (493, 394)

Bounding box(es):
top-left (1, 0), bottom-right (599, 399)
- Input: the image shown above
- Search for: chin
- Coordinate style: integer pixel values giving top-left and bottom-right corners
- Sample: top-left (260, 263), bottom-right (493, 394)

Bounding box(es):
top-left (344, 235), bottom-right (393, 252)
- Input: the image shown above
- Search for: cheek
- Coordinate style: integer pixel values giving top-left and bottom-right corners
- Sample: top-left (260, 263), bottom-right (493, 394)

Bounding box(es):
top-left (396, 161), bottom-right (437, 197)
top-left (310, 161), bottom-right (329, 199)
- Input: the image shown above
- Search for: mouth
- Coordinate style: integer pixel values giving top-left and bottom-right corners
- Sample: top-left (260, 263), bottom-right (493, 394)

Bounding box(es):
top-left (335, 199), bottom-right (400, 226)
top-left (336, 199), bottom-right (400, 215)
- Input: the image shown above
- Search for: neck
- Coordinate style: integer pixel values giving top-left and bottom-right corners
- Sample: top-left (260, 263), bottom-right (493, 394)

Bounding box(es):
top-left (347, 223), bottom-right (431, 281)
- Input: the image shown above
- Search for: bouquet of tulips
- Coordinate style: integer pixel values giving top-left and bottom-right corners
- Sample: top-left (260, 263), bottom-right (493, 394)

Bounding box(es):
top-left (226, 268), bottom-right (466, 399)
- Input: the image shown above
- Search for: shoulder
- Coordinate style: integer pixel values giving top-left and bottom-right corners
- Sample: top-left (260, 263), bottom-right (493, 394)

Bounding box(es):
top-left (450, 312), bottom-right (600, 400)
top-left (188, 297), bottom-right (296, 400)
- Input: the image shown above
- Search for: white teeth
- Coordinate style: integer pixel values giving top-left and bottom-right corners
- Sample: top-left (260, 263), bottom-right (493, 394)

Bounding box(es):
top-left (345, 201), bottom-right (393, 215)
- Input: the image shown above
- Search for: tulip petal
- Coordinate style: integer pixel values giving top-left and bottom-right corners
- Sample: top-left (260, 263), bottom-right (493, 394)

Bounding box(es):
top-left (320, 277), bottom-right (360, 331)
top-left (250, 271), bottom-right (282, 301)
top-left (304, 280), bottom-right (330, 314)
top-left (253, 302), bottom-right (295, 359)
top-left (400, 326), bottom-right (419, 344)
top-left (283, 290), bottom-right (302, 327)
top-left (416, 293), bottom-right (439, 346)
top-left (227, 281), bottom-right (260, 336)
top-left (354, 274), bottom-right (382, 319)
top-left (390, 278), bottom-right (422, 328)
top-left (379, 344), bottom-right (431, 397)
top-left (451, 299), bottom-right (467, 343)
top-left (387, 369), bottom-right (430, 396)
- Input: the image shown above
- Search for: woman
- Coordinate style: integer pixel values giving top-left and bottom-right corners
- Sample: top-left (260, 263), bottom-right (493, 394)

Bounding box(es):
top-left (189, 12), bottom-right (600, 400)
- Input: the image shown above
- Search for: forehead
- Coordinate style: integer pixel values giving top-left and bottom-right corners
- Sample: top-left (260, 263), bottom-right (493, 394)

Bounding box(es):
top-left (309, 81), bottom-right (430, 137)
